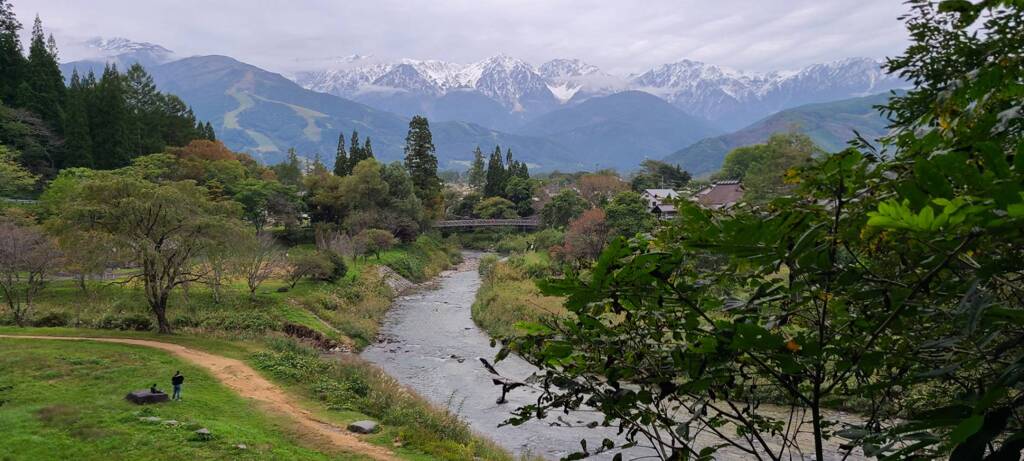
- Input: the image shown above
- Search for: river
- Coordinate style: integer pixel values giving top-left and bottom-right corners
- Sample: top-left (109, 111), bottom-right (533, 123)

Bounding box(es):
top-left (361, 253), bottom-right (865, 461)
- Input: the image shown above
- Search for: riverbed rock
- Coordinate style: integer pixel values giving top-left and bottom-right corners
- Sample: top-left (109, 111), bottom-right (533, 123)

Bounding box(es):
top-left (139, 416), bottom-right (162, 424)
top-left (347, 420), bottom-right (379, 434)
top-left (194, 428), bottom-right (212, 440)
top-left (163, 419), bottom-right (180, 426)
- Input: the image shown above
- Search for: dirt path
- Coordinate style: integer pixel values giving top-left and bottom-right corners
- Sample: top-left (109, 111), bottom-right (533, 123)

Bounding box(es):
top-left (0, 334), bottom-right (398, 461)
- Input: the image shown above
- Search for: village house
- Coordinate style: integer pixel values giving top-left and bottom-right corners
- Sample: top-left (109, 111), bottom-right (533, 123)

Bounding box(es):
top-left (694, 180), bottom-right (744, 209)
top-left (642, 188), bottom-right (680, 219)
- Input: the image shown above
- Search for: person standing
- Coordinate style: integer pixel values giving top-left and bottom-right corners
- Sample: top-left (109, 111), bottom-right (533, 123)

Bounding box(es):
top-left (171, 371), bottom-right (185, 401)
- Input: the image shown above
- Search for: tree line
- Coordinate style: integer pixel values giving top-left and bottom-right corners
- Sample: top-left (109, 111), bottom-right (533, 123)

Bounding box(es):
top-left (0, 2), bottom-right (213, 180)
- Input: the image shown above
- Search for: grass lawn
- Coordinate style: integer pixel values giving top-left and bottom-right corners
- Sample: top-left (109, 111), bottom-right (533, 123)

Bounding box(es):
top-left (0, 337), bottom-right (355, 461)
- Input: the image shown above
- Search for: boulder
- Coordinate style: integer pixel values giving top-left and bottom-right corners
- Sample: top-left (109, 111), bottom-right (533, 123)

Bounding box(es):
top-left (126, 390), bottom-right (169, 404)
top-left (194, 428), bottom-right (212, 440)
top-left (138, 416), bottom-right (162, 424)
top-left (347, 420), bottom-right (379, 434)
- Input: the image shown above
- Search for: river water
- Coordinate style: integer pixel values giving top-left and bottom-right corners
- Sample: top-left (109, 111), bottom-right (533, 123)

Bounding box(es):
top-left (361, 254), bottom-right (865, 461)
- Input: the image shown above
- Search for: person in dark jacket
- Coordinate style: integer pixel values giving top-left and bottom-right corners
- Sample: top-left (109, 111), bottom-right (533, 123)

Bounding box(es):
top-left (171, 371), bottom-right (185, 400)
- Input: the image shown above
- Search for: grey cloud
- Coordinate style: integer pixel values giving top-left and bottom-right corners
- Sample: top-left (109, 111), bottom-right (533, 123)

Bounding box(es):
top-left (15, 0), bottom-right (909, 74)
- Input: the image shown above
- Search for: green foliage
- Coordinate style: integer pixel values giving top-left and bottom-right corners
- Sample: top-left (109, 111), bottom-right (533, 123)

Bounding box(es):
top-left (602, 191), bottom-right (654, 238)
top-left (472, 256), bottom-right (564, 339)
top-left (473, 196), bottom-right (517, 219)
top-left (467, 146), bottom-right (486, 190)
top-left (716, 131), bottom-right (819, 202)
top-left (403, 115), bottom-right (440, 205)
top-left (629, 159), bottom-right (691, 191)
top-left (540, 189), bottom-right (588, 228)
top-left (502, 3), bottom-right (1024, 459)
top-left (0, 144), bottom-right (37, 196)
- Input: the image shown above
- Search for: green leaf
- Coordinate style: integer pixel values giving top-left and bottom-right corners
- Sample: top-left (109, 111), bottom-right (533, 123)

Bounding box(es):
top-left (949, 415), bottom-right (984, 444)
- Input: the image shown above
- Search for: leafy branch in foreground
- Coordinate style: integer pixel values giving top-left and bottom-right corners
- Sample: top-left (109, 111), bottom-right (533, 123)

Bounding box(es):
top-left (496, 1), bottom-right (1024, 459)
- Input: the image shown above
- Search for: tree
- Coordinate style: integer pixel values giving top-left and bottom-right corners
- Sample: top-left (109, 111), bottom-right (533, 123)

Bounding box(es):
top-left (540, 189), bottom-right (588, 228)
top-left (603, 191), bottom-right (654, 238)
top-left (348, 130), bottom-right (363, 170)
top-left (0, 0), bottom-right (25, 105)
top-left (231, 178), bottom-right (299, 232)
top-left (483, 146), bottom-right (506, 197)
top-left (630, 159), bottom-right (691, 191)
top-left (353, 228), bottom-right (397, 259)
top-left (52, 173), bottom-right (243, 333)
top-left (499, 3), bottom-right (1024, 459)
top-left (549, 208), bottom-right (607, 265)
top-left (238, 231), bottom-right (284, 297)
top-left (467, 146), bottom-right (486, 191)
top-left (503, 176), bottom-right (534, 217)
top-left (0, 145), bottom-right (37, 196)
top-left (403, 115), bottom-right (440, 201)
top-left (0, 218), bottom-right (59, 326)
top-left (577, 173), bottom-right (629, 206)
top-left (63, 70), bottom-right (93, 168)
top-left (473, 196), bottom-right (518, 219)
top-left (272, 148), bottom-right (303, 187)
top-left (716, 132), bottom-right (819, 202)
top-left (287, 252), bottom-right (335, 288)
top-left (124, 63), bottom-right (164, 158)
top-left (91, 64), bottom-right (130, 169)
top-left (333, 132), bottom-right (348, 176)
top-left (23, 16), bottom-right (64, 131)
top-left (363, 137), bottom-right (374, 159)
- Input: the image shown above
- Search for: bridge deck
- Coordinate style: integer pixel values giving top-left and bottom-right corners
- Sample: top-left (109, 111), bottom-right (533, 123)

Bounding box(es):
top-left (433, 218), bottom-right (541, 228)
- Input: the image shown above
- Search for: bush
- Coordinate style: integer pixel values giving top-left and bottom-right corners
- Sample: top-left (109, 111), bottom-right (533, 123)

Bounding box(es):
top-left (32, 311), bottom-right (71, 327)
top-left (478, 254), bottom-right (499, 279)
top-left (509, 251), bottom-right (553, 278)
top-left (97, 313), bottom-right (153, 331)
top-left (495, 234), bottom-right (530, 254)
top-left (532, 228), bottom-right (564, 250)
top-left (325, 251), bottom-right (348, 282)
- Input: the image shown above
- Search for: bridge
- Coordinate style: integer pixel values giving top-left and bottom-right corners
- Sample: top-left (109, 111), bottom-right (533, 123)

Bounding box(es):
top-left (433, 217), bottom-right (541, 229)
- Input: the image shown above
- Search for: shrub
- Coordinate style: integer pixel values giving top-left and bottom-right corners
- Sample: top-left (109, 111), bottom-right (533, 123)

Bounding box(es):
top-left (495, 234), bottom-right (530, 254)
top-left (532, 228), bottom-right (564, 250)
top-left (97, 313), bottom-right (153, 331)
top-left (478, 254), bottom-right (499, 279)
top-left (32, 311), bottom-right (71, 327)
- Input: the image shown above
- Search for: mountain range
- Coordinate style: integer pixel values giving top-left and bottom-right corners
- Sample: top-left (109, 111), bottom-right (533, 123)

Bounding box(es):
top-left (59, 37), bottom-right (907, 172)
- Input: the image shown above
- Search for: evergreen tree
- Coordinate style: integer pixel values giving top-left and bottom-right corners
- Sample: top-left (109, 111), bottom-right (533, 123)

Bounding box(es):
top-left (124, 63), bottom-right (163, 157)
top-left (0, 0), bottom-right (25, 105)
top-left (402, 115), bottom-right (439, 201)
top-left (363, 137), bottom-right (374, 159)
top-left (309, 152), bottom-right (328, 176)
top-left (204, 121), bottom-right (216, 141)
top-left (483, 146), bottom-right (506, 197)
top-left (348, 130), bottom-right (362, 170)
top-left (333, 132), bottom-right (348, 176)
top-left (467, 146), bottom-right (486, 190)
top-left (63, 69), bottom-right (93, 168)
top-left (273, 148), bottom-right (303, 187)
top-left (24, 16), bottom-right (64, 131)
top-left (90, 64), bottom-right (130, 169)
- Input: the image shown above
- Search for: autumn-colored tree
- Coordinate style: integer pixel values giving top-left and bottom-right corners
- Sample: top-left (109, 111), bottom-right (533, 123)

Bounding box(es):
top-left (577, 173), bottom-right (628, 206)
top-left (550, 208), bottom-right (608, 265)
top-left (171, 139), bottom-right (237, 162)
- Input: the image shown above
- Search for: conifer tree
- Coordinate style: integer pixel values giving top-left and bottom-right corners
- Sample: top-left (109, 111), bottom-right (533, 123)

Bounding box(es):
top-left (63, 69), bottom-right (93, 168)
top-left (333, 132), bottom-right (348, 176)
top-left (204, 121), bottom-right (216, 141)
top-left (273, 148), bottom-right (303, 187)
top-left (0, 0), bottom-right (25, 105)
top-left (403, 115), bottom-right (440, 202)
top-left (484, 146), bottom-right (506, 197)
top-left (468, 146), bottom-right (486, 190)
top-left (124, 63), bottom-right (163, 157)
top-left (363, 137), bottom-right (374, 159)
top-left (90, 64), bottom-right (130, 169)
top-left (24, 16), bottom-right (64, 130)
top-left (348, 130), bottom-right (362, 170)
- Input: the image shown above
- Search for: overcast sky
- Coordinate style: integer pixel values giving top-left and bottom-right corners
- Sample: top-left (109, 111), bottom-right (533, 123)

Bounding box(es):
top-left (14, 0), bottom-right (910, 75)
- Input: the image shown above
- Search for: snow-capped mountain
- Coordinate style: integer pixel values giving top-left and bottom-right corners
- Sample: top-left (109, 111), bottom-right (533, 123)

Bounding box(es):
top-left (631, 57), bottom-right (905, 128)
top-left (294, 55), bottom-right (906, 129)
top-left (60, 37), bottom-right (177, 78)
top-left (538, 58), bottom-right (627, 103)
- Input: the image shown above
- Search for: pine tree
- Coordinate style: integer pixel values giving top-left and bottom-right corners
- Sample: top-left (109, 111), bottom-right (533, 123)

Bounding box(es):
top-left (484, 146), bottom-right (506, 197)
top-left (204, 121), bottom-right (216, 141)
top-left (348, 130), bottom-right (363, 170)
top-left (363, 137), bottom-right (374, 159)
top-left (124, 63), bottom-right (164, 157)
top-left (467, 146), bottom-right (486, 190)
top-left (63, 69), bottom-right (94, 168)
top-left (333, 132), bottom-right (348, 176)
top-left (403, 115), bottom-right (440, 201)
top-left (309, 152), bottom-right (328, 176)
top-left (24, 16), bottom-right (64, 130)
top-left (91, 64), bottom-right (130, 169)
top-left (273, 148), bottom-right (303, 187)
top-left (0, 0), bottom-right (25, 105)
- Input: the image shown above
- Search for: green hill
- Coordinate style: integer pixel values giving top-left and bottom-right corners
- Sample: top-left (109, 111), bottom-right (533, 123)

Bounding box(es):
top-left (663, 92), bottom-right (895, 176)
